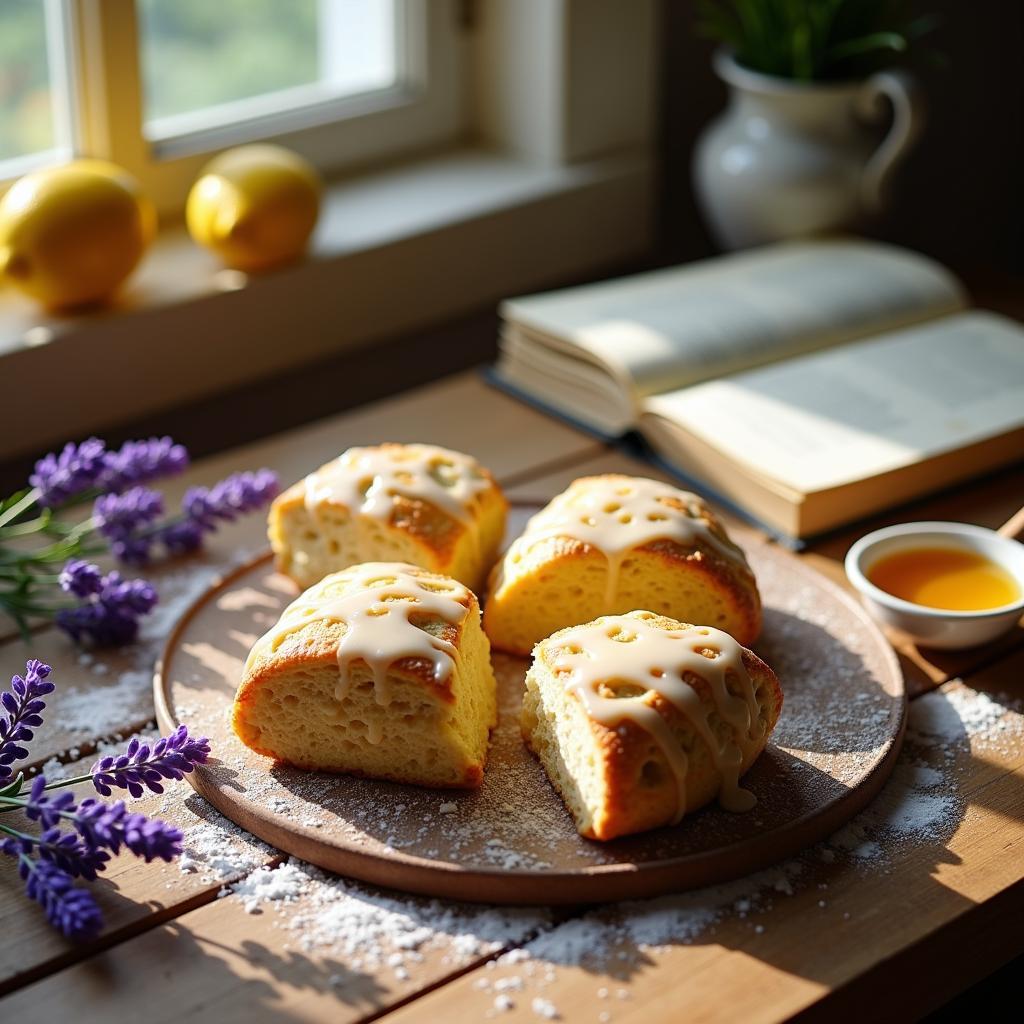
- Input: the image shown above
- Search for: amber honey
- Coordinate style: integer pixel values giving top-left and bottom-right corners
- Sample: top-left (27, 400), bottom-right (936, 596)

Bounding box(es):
top-left (867, 547), bottom-right (1020, 611)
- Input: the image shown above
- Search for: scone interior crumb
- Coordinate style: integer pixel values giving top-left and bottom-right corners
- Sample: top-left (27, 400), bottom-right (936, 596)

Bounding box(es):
top-left (233, 565), bottom-right (498, 789)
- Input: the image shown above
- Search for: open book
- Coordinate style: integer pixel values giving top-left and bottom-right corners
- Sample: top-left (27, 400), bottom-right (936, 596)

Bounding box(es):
top-left (494, 239), bottom-right (1024, 538)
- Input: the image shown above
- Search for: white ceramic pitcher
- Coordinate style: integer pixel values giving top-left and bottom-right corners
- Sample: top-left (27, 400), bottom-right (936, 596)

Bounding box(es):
top-left (694, 51), bottom-right (925, 249)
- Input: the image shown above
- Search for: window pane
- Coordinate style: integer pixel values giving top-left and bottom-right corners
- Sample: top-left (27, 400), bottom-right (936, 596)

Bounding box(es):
top-left (0, 0), bottom-right (61, 164)
top-left (139, 0), bottom-right (398, 129)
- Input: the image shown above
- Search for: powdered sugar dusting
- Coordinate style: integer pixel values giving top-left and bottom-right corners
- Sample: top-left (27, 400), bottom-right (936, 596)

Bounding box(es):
top-left (176, 807), bottom-right (275, 880)
top-left (217, 855), bottom-right (551, 981)
top-left (27, 550), bottom-right (257, 770)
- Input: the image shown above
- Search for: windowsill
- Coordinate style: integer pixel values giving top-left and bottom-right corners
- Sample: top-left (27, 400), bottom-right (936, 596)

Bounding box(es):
top-left (0, 145), bottom-right (652, 461)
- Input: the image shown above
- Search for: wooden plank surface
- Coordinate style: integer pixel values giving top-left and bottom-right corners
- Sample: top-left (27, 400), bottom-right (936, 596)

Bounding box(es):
top-left (2, 369), bottom-right (1023, 1024)
top-left (0, 749), bottom-right (279, 995)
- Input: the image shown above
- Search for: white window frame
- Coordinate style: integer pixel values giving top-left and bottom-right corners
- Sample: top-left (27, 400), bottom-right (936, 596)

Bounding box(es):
top-left (0, 0), bottom-right (78, 182)
top-left (16, 0), bottom-right (466, 215)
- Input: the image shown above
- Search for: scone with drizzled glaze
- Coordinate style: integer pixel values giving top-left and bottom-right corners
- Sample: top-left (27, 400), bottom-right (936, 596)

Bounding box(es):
top-left (484, 475), bottom-right (760, 654)
top-left (523, 610), bottom-right (782, 840)
top-left (269, 443), bottom-right (508, 592)
top-left (232, 562), bottom-right (497, 788)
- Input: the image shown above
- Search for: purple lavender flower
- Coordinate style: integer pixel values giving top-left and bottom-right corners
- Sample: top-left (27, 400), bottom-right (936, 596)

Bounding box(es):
top-left (93, 487), bottom-right (163, 537)
top-left (0, 660), bottom-right (54, 780)
top-left (100, 437), bottom-right (189, 493)
top-left (74, 799), bottom-right (183, 863)
top-left (181, 469), bottom-right (279, 530)
top-left (56, 566), bottom-right (158, 647)
top-left (93, 487), bottom-right (164, 563)
top-left (92, 725), bottom-right (211, 798)
top-left (158, 520), bottom-right (204, 556)
top-left (149, 469), bottom-right (278, 556)
top-left (37, 829), bottom-right (110, 880)
top-left (1, 829), bottom-right (110, 881)
top-left (12, 852), bottom-right (103, 939)
top-left (29, 435), bottom-right (188, 508)
top-left (58, 560), bottom-right (103, 599)
top-left (23, 774), bottom-right (76, 829)
top-left (30, 438), bottom-right (108, 507)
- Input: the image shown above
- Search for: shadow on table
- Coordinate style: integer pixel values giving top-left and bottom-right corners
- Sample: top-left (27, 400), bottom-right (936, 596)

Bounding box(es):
top-left (22, 890), bottom-right (394, 1020)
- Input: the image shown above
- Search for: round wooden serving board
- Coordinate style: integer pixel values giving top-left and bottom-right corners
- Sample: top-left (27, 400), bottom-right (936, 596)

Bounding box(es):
top-left (155, 538), bottom-right (905, 905)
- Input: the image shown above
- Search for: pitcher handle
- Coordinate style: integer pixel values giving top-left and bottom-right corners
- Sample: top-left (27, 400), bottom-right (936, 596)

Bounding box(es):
top-left (857, 69), bottom-right (926, 214)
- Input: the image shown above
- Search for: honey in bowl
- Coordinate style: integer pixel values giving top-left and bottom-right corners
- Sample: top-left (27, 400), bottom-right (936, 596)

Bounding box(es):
top-left (867, 547), bottom-right (1021, 612)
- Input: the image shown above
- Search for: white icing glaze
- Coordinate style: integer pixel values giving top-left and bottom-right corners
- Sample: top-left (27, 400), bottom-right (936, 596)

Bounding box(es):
top-left (508, 476), bottom-right (749, 608)
top-left (547, 613), bottom-right (768, 818)
top-left (252, 563), bottom-right (470, 742)
top-left (303, 443), bottom-right (490, 528)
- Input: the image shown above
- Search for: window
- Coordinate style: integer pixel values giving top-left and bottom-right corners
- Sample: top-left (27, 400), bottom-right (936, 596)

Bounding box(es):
top-left (138, 0), bottom-right (399, 144)
top-left (2, 0), bottom-right (464, 214)
top-left (0, 0), bottom-right (75, 178)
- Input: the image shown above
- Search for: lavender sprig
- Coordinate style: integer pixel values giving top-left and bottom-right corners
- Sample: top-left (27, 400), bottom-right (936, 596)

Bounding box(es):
top-left (91, 725), bottom-right (211, 798)
top-left (0, 660), bottom-right (54, 781)
top-left (0, 661), bottom-right (208, 940)
top-left (92, 487), bottom-right (164, 564)
top-left (3, 434), bottom-right (272, 641)
top-left (29, 436), bottom-right (189, 509)
top-left (55, 565), bottom-right (158, 647)
top-left (22, 774), bottom-right (76, 829)
top-left (73, 799), bottom-right (183, 863)
top-left (29, 438), bottom-right (108, 509)
top-left (154, 469), bottom-right (279, 556)
top-left (100, 437), bottom-right (189, 493)
top-left (1, 828), bottom-right (110, 880)
top-left (11, 852), bottom-right (103, 939)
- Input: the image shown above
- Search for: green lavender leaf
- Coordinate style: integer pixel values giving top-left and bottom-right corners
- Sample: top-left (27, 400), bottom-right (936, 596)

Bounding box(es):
top-left (0, 772), bottom-right (24, 799)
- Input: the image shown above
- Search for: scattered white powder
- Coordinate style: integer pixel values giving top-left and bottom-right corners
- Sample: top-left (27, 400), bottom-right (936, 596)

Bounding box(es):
top-left (493, 995), bottom-right (515, 1012)
top-left (177, 809), bottom-right (274, 880)
top-left (212, 855), bottom-right (552, 978)
top-left (230, 861), bottom-right (307, 913)
top-left (909, 686), bottom-right (1023, 750)
top-left (531, 996), bottom-right (560, 1019)
top-left (58, 670), bottom-right (153, 738)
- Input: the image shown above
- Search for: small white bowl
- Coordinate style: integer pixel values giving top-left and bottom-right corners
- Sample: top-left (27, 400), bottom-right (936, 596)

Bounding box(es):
top-left (845, 521), bottom-right (1024, 650)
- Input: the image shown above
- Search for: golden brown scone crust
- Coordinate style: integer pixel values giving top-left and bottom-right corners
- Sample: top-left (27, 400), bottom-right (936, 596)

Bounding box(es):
top-left (269, 444), bottom-right (508, 592)
top-left (485, 476), bottom-right (761, 655)
top-left (523, 611), bottom-right (782, 841)
top-left (232, 563), bottom-right (497, 788)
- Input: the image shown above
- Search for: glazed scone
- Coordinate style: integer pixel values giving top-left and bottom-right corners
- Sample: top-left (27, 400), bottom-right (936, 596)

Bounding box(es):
top-left (269, 443), bottom-right (508, 592)
top-left (523, 610), bottom-right (782, 840)
top-left (484, 475), bottom-right (761, 654)
top-left (232, 562), bottom-right (497, 788)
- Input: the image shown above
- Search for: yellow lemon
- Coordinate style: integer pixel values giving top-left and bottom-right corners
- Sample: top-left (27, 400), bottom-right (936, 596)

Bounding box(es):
top-left (0, 159), bottom-right (155, 311)
top-left (186, 144), bottom-right (321, 272)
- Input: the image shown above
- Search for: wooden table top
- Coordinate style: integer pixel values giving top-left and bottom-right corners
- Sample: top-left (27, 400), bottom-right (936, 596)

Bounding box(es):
top-left (2, 370), bottom-right (1022, 1023)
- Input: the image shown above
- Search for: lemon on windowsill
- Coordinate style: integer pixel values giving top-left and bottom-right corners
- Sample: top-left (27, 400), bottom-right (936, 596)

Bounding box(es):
top-left (186, 144), bottom-right (322, 273)
top-left (0, 160), bottom-right (156, 312)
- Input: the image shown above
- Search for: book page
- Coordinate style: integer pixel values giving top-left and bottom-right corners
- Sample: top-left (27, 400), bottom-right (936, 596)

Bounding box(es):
top-left (502, 239), bottom-right (966, 397)
top-left (642, 312), bottom-right (1024, 495)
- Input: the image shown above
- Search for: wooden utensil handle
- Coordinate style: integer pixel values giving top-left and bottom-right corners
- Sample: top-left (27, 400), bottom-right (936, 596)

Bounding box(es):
top-left (998, 505), bottom-right (1024, 542)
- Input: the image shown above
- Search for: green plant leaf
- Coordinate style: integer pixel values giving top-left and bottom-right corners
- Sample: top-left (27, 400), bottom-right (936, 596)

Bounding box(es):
top-left (826, 31), bottom-right (908, 64)
top-left (694, 0), bottom-right (935, 80)
top-left (0, 773), bottom-right (24, 799)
